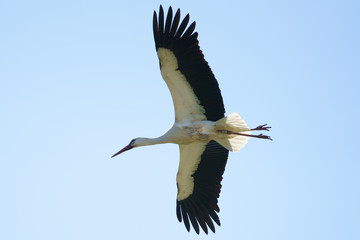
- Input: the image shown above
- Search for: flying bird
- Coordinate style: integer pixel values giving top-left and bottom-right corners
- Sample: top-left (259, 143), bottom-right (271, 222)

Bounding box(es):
top-left (112, 5), bottom-right (271, 234)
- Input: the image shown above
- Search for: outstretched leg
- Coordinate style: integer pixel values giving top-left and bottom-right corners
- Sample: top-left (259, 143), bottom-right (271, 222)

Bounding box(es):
top-left (231, 132), bottom-right (272, 140)
top-left (223, 124), bottom-right (272, 140)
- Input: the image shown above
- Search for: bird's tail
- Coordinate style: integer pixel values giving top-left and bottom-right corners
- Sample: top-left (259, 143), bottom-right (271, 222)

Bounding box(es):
top-left (214, 112), bottom-right (251, 152)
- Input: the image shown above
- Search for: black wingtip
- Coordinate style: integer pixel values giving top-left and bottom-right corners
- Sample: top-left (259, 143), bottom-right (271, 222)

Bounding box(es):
top-left (181, 203), bottom-right (191, 232)
top-left (185, 201), bottom-right (200, 234)
top-left (176, 201), bottom-right (182, 222)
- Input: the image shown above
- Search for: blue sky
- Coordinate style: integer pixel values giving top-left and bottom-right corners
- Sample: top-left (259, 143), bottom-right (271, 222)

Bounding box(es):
top-left (1, 0), bottom-right (359, 239)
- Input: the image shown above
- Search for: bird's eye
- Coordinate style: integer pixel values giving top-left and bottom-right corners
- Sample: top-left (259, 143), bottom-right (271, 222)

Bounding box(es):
top-left (130, 139), bottom-right (136, 145)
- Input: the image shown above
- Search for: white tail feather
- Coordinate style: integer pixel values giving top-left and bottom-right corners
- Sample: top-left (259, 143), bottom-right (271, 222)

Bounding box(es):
top-left (214, 113), bottom-right (251, 152)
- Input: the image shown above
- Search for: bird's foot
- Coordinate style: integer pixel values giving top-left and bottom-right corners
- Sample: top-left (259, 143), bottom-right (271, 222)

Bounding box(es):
top-left (250, 124), bottom-right (271, 131)
top-left (251, 133), bottom-right (272, 141)
top-left (248, 124), bottom-right (272, 140)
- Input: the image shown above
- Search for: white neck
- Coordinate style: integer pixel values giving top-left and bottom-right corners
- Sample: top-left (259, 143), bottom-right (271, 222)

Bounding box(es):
top-left (135, 136), bottom-right (169, 147)
top-left (135, 124), bottom-right (182, 147)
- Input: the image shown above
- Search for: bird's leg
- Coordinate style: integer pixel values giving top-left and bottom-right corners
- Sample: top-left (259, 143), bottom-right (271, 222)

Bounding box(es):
top-left (222, 124), bottom-right (272, 141)
top-left (232, 132), bottom-right (272, 140)
top-left (227, 131), bottom-right (272, 140)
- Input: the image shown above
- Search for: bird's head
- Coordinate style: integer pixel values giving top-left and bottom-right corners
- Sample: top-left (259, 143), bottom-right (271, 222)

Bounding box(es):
top-left (111, 138), bottom-right (139, 158)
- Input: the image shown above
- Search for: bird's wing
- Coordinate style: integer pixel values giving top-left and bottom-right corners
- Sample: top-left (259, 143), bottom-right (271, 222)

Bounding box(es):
top-left (176, 140), bottom-right (229, 234)
top-left (153, 6), bottom-right (225, 123)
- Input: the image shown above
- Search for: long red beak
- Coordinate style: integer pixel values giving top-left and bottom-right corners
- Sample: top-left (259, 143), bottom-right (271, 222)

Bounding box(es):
top-left (111, 144), bottom-right (133, 158)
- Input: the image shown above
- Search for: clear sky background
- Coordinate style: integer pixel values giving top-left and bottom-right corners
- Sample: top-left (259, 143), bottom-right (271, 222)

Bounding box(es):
top-left (1, 0), bottom-right (359, 239)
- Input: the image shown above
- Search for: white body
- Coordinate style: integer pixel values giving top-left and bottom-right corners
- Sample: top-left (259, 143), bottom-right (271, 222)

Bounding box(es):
top-left (134, 112), bottom-right (251, 200)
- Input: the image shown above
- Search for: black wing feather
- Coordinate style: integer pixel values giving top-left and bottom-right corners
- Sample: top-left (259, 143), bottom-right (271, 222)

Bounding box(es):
top-left (164, 7), bottom-right (172, 45)
top-left (181, 202), bottom-right (191, 231)
top-left (192, 200), bottom-right (209, 234)
top-left (176, 140), bottom-right (229, 234)
top-left (186, 201), bottom-right (200, 234)
top-left (153, 5), bottom-right (225, 121)
top-left (175, 14), bottom-right (190, 39)
top-left (196, 199), bottom-right (216, 233)
top-left (170, 9), bottom-right (180, 37)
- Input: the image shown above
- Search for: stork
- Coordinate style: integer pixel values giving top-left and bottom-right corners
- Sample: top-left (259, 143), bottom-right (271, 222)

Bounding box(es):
top-left (112, 5), bottom-right (271, 234)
